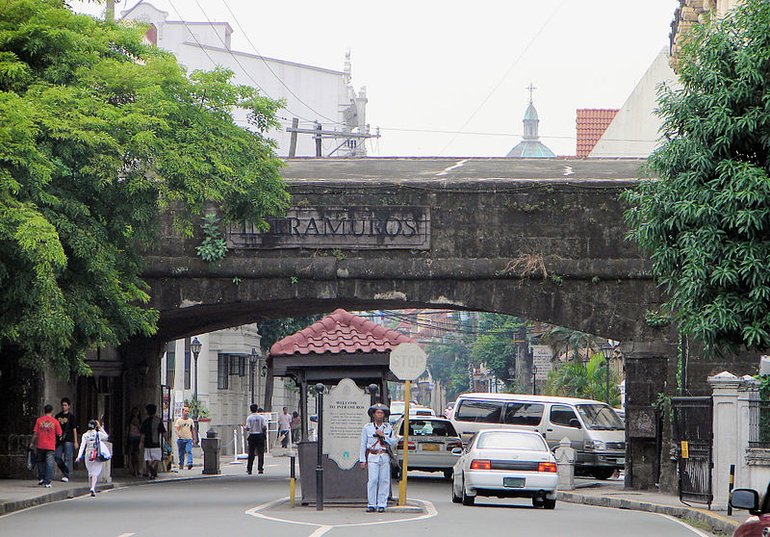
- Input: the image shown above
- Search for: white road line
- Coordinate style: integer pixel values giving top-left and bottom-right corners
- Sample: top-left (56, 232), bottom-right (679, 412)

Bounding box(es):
top-left (656, 513), bottom-right (714, 537)
top-left (307, 525), bottom-right (332, 537)
top-left (436, 159), bottom-right (468, 176)
top-left (116, 533), bottom-right (136, 537)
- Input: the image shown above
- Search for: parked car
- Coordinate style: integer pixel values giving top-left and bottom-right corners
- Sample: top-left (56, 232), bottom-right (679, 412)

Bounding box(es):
top-left (730, 484), bottom-right (770, 536)
top-left (451, 429), bottom-right (558, 508)
top-left (392, 416), bottom-right (463, 480)
top-left (450, 393), bottom-right (625, 480)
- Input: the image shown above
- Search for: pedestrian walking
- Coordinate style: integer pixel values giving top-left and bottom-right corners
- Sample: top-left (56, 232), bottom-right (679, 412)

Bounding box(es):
top-left (244, 404), bottom-right (267, 475)
top-left (30, 404), bottom-right (63, 488)
top-left (54, 397), bottom-right (78, 483)
top-left (139, 404), bottom-right (166, 480)
top-left (76, 420), bottom-right (109, 496)
top-left (359, 403), bottom-right (396, 512)
top-left (125, 407), bottom-right (143, 476)
top-left (290, 411), bottom-right (301, 444)
top-left (174, 406), bottom-right (196, 470)
top-left (277, 406), bottom-right (291, 448)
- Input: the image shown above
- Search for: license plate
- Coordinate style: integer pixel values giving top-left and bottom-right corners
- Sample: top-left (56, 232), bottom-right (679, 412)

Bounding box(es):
top-left (503, 477), bottom-right (525, 488)
top-left (421, 443), bottom-right (440, 451)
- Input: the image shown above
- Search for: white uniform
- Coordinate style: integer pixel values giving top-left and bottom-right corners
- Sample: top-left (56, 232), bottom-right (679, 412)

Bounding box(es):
top-left (359, 421), bottom-right (396, 509)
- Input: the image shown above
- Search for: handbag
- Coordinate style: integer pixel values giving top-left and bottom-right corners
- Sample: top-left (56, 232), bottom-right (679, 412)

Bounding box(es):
top-left (26, 448), bottom-right (35, 471)
top-left (94, 432), bottom-right (111, 462)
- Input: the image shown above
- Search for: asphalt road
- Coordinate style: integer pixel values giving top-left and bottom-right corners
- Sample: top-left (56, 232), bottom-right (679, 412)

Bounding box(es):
top-left (0, 469), bottom-right (713, 537)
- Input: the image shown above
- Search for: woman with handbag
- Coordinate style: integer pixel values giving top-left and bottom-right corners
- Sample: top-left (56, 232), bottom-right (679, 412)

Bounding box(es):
top-left (76, 420), bottom-right (110, 496)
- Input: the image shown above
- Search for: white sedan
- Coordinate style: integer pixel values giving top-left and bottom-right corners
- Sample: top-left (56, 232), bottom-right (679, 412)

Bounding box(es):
top-left (451, 429), bottom-right (559, 508)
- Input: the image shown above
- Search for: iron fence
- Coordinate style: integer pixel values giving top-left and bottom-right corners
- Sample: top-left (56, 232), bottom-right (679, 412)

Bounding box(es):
top-left (748, 399), bottom-right (770, 448)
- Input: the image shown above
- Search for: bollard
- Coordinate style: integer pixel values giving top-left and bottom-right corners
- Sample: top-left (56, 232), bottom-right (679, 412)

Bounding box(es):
top-left (290, 456), bottom-right (296, 507)
top-left (554, 437), bottom-right (576, 491)
top-left (728, 464), bottom-right (735, 516)
top-left (201, 428), bottom-right (221, 475)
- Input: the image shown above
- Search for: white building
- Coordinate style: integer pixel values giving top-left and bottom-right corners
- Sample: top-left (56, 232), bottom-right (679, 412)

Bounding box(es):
top-left (121, 1), bottom-right (370, 157)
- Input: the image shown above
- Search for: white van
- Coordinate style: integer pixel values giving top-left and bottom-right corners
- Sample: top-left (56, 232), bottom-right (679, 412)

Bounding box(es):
top-left (449, 393), bottom-right (625, 480)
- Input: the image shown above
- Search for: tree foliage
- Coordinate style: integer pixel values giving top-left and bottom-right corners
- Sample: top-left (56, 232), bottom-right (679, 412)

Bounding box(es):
top-left (544, 353), bottom-right (620, 406)
top-left (426, 333), bottom-right (473, 402)
top-left (623, 0), bottom-right (770, 353)
top-left (0, 0), bottom-right (289, 375)
top-left (470, 313), bottom-right (525, 385)
top-left (257, 315), bottom-right (322, 354)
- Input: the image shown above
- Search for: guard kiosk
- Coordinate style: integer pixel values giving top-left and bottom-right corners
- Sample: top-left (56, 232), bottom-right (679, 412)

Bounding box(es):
top-left (268, 308), bottom-right (415, 504)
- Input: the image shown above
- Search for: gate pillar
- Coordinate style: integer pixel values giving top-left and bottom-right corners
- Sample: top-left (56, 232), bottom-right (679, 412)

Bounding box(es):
top-left (709, 371), bottom-right (741, 510)
top-left (624, 340), bottom-right (670, 490)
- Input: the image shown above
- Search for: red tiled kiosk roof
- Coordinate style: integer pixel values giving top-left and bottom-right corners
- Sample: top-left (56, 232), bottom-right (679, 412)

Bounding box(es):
top-left (269, 308), bottom-right (415, 357)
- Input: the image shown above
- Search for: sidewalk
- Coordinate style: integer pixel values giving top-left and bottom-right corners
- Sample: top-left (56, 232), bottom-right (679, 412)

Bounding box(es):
top-left (558, 477), bottom-right (742, 535)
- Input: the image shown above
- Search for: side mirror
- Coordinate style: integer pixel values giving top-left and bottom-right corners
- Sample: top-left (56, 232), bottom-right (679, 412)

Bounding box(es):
top-left (451, 447), bottom-right (463, 455)
top-left (568, 418), bottom-right (582, 429)
top-left (730, 489), bottom-right (760, 514)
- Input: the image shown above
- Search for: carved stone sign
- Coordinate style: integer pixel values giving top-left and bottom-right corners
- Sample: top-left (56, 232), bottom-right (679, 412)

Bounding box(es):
top-left (322, 378), bottom-right (370, 470)
top-left (532, 345), bottom-right (554, 381)
top-left (228, 206), bottom-right (431, 250)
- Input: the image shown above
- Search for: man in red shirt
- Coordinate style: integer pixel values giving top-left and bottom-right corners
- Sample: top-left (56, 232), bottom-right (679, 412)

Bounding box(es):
top-left (30, 404), bottom-right (63, 487)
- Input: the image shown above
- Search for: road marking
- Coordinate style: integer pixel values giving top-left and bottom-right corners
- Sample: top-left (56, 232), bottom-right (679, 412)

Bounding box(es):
top-left (655, 513), bottom-right (714, 537)
top-left (245, 496), bottom-right (437, 534)
top-left (436, 159), bottom-right (468, 176)
top-left (117, 533), bottom-right (136, 537)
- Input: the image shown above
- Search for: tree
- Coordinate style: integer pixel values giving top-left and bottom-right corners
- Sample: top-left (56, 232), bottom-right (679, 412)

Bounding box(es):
top-left (426, 333), bottom-right (473, 402)
top-left (0, 0), bottom-right (289, 376)
top-left (257, 315), bottom-right (322, 354)
top-left (539, 326), bottom-right (602, 363)
top-left (623, 0), bottom-right (770, 353)
top-left (470, 313), bottom-right (525, 389)
top-left (545, 353), bottom-right (620, 406)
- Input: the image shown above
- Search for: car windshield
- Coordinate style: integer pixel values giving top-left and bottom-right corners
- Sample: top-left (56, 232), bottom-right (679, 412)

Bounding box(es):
top-left (476, 432), bottom-right (547, 451)
top-left (399, 419), bottom-right (457, 437)
top-left (576, 404), bottom-right (624, 430)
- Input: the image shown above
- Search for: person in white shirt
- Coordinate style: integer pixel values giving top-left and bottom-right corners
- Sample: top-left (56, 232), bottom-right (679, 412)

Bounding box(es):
top-left (244, 404), bottom-right (267, 475)
top-left (359, 403), bottom-right (396, 512)
top-left (76, 420), bottom-right (109, 497)
top-left (277, 407), bottom-right (292, 448)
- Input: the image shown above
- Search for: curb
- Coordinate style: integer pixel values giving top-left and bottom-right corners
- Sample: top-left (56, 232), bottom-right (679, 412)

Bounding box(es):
top-left (557, 491), bottom-right (740, 535)
top-left (0, 472), bottom-right (224, 517)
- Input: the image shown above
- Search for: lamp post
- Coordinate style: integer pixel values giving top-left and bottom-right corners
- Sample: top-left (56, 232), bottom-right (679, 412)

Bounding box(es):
top-left (190, 336), bottom-right (202, 439)
top-left (600, 339), bottom-right (619, 405)
top-left (249, 347), bottom-right (258, 405)
top-left (314, 382), bottom-right (325, 511)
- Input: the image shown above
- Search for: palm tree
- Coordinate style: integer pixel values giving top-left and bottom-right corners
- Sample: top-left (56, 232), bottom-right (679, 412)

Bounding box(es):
top-left (540, 326), bottom-right (603, 363)
top-left (544, 353), bottom-right (620, 406)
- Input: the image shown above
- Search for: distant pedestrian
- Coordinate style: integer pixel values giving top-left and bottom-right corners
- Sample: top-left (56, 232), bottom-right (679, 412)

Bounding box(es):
top-left (174, 406), bottom-right (196, 470)
top-left (359, 403), bottom-right (396, 513)
top-left (244, 404), bottom-right (267, 475)
top-left (290, 411), bottom-right (301, 444)
top-left (29, 404), bottom-right (62, 488)
top-left (54, 397), bottom-right (78, 483)
top-left (139, 404), bottom-right (166, 480)
top-left (76, 420), bottom-right (109, 496)
top-left (125, 407), bottom-right (143, 476)
top-left (277, 406), bottom-right (291, 448)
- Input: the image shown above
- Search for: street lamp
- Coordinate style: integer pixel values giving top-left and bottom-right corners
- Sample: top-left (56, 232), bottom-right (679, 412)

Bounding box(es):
top-left (190, 336), bottom-right (202, 438)
top-left (249, 347), bottom-right (258, 405)
top-left (314, 382), bottom-right (325, 511)
top-left (600, 339), bottom-right (619, 405)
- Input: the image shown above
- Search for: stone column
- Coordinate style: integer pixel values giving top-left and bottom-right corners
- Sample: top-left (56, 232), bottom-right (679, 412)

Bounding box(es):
top-left (736, 375), bottom-right (759, 490)
top-left (709, 371), bottom-right (741, 510)
top-left (624, 340), bottom-right (671, 490)
top-left (555, 437), bottom-right (576, 491)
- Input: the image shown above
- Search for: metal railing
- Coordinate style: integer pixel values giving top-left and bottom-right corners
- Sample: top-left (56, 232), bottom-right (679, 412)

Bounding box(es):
top-left (748, 399), bottom-right (770, 448)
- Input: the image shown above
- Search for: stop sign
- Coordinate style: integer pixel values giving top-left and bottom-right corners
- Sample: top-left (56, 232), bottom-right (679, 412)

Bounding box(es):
top-left (389, 343), bottom-right (427, 381)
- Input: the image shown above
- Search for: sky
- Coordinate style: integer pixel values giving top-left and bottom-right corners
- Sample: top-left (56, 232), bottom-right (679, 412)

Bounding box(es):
top-left (70, 0), bottom-right (679, 157)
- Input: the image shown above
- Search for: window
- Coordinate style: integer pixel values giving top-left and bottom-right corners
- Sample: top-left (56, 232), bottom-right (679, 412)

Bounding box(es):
top-left (165, 341), bottom-right (176, 387)
top-left (477, 431), bottom-right (548, 451)
top-left (550, 405), bottom-right (580, 428)
top-left (399, 419), bottom-right (458, 437)
top-left (229, 354), bottom-right (240, 376)
top-left (454, 400), bottom-right (503, 423)
top-left (575, 404), bottom-right (624, 430)
top-left (184, 338), bottom-right (191, 390)
top-left (217, 354), bottom-right (229, 390)
top-left (504, 403), bottom-right (544, 426)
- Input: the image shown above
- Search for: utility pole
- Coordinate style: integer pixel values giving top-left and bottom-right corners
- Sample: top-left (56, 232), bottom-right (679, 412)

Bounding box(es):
top-left (285, 118), bottom-right (381, 158)
top-left (105, 0), bottom-right (116, 22)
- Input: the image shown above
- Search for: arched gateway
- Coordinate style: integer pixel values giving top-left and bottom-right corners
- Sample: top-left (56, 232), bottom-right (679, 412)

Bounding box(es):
top-left (125, 158), bottom-right (752, 490)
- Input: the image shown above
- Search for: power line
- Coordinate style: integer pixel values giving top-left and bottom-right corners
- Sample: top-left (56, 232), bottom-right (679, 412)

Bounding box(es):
top-left (438, 0), bottom-right (568, 156)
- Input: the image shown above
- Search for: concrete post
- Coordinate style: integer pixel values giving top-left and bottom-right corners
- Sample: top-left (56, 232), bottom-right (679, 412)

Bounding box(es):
top-left (555, 436), bottom-right (575, 491)
top-left (735, 376), bottom-right (759, 490)
top-left (201, 428), bottom-right (220, 475)
top-left (709, 371), bottom-right (740, 510)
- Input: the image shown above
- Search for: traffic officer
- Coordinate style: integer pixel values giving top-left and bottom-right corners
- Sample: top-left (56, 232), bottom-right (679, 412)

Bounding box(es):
top-left (359, 403), bottom-right (396, 512)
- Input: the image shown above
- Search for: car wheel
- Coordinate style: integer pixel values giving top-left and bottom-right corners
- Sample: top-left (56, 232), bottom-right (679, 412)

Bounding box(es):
top-left (543, 498), bottom-right (556, 510)
top-left (592, 468), bottom-right (615, 480)
top-left (532, 497), bottom-right (545, 508)
top-left (461, 475), bottom-right (475, 506)
top-left (451, 481), bottom-right (462, 503)
top-left (443, 469), bottom-right (453, 481)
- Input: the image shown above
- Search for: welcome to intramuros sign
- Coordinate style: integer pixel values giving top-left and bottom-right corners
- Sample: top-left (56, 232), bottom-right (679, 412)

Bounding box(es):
top-left (228, 206), bottom-right (431, 250)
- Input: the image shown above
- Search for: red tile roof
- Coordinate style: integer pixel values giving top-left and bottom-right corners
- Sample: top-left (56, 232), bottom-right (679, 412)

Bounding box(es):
top-left (576, 109), bottom-right (618, 158)
top-left (269, 308), bottom-right (416, 357)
